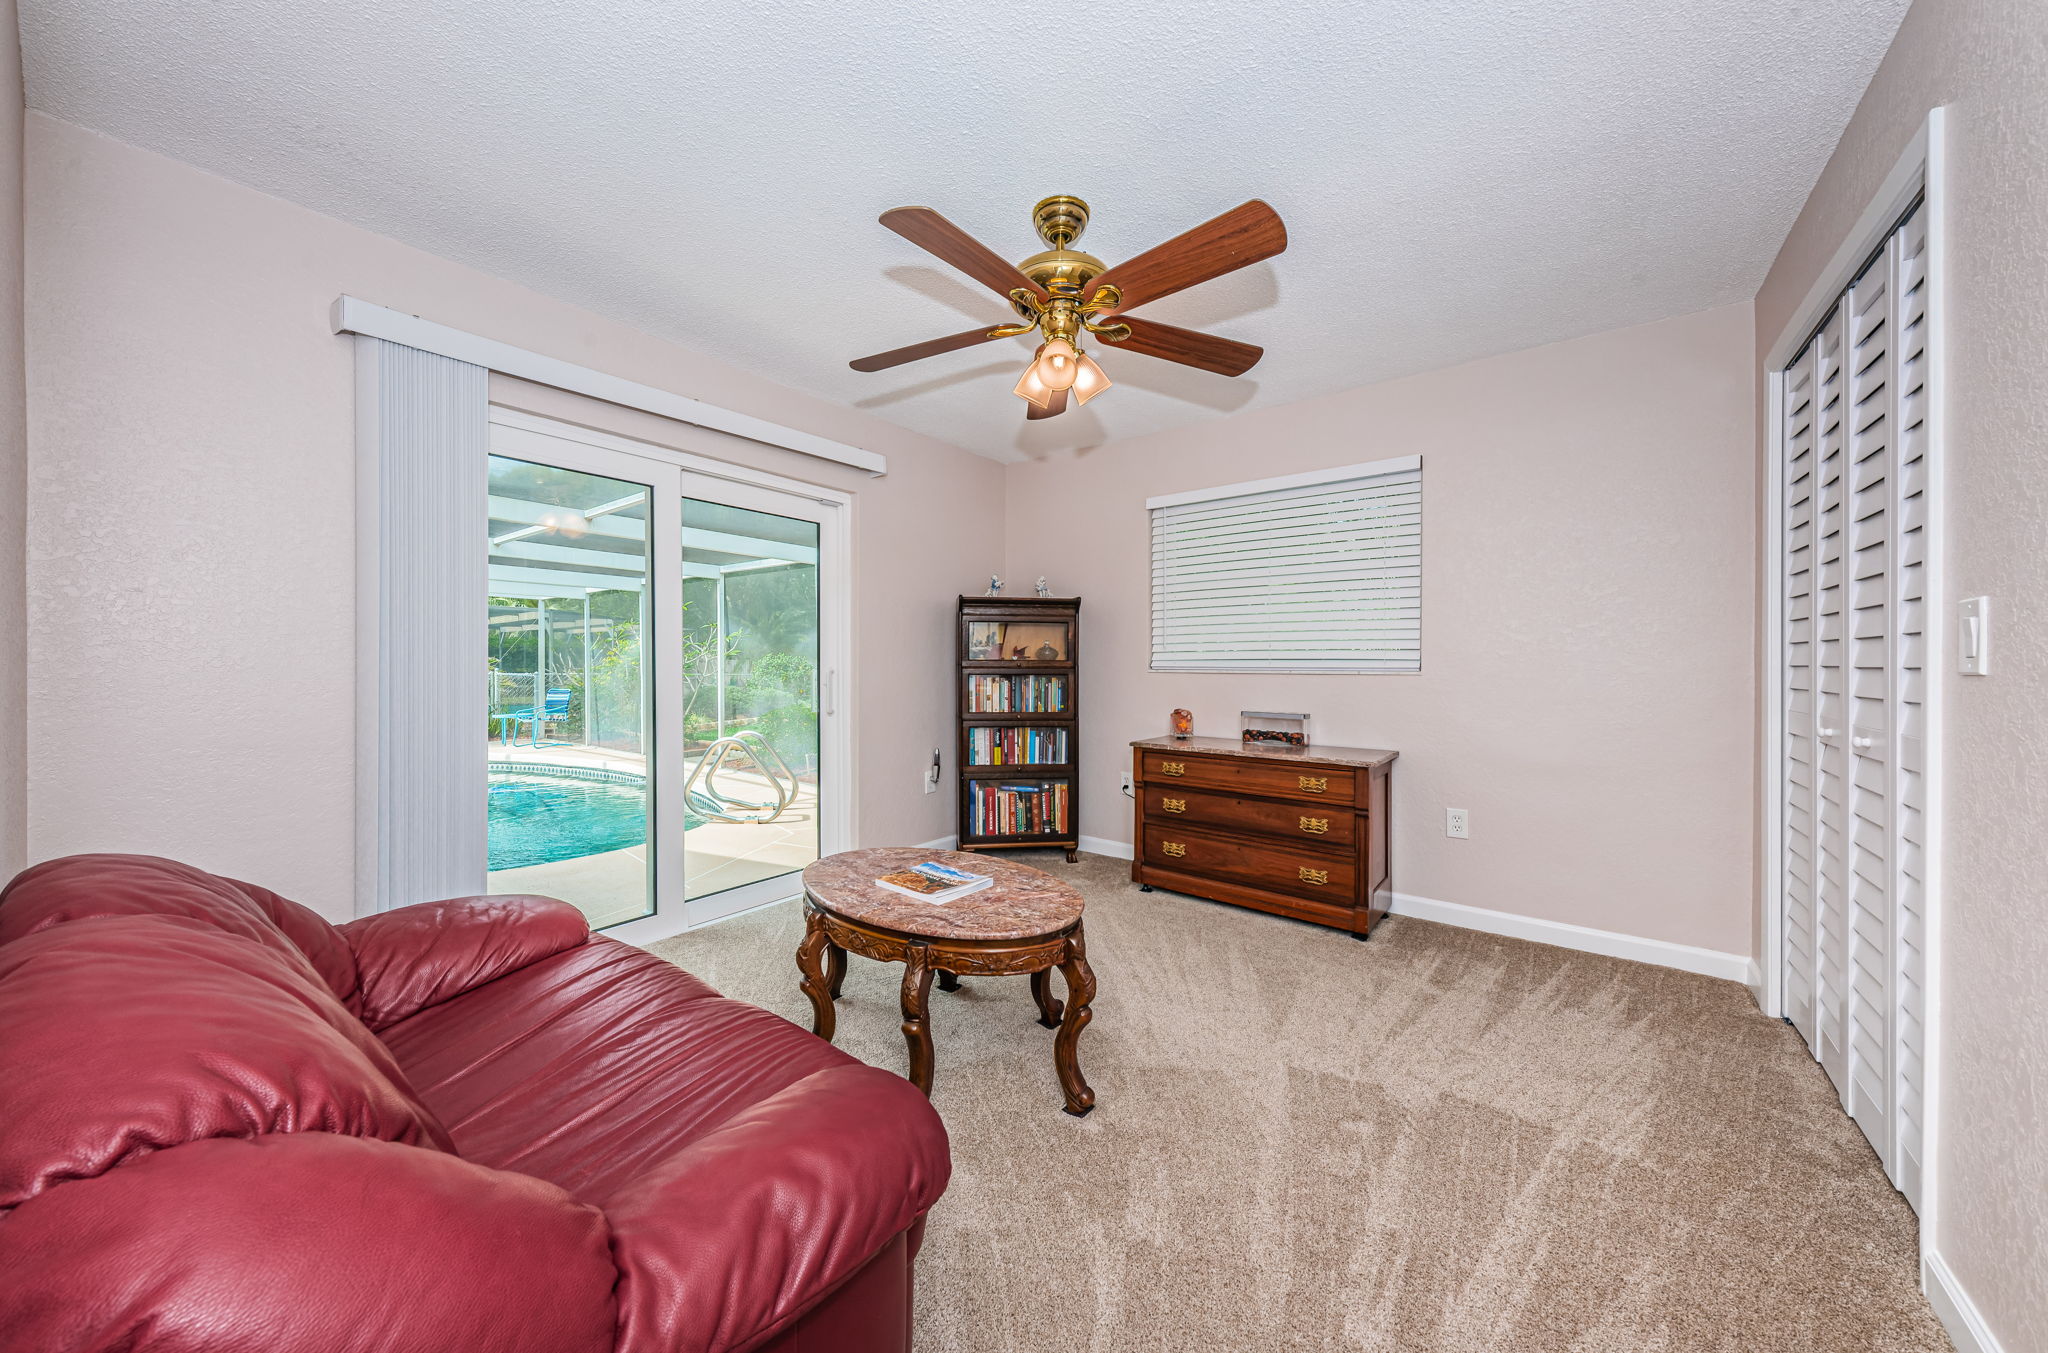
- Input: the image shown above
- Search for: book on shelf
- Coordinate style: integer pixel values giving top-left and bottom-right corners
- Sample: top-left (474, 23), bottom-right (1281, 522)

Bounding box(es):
top-left (967, 724), bottom-right (1069, 766)
top-left (967, 780), bottom-right (1070, 837)
top-left (964, 673), bottom-right (1068, 713)
top-left (873, 860), bottom-right (994, 904)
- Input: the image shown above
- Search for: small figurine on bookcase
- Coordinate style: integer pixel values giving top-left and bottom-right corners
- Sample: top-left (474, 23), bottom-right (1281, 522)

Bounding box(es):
top-left (984, 575), bottom-right (1003, 596)
top-left (1035, 576), bottom-right (1051, 597)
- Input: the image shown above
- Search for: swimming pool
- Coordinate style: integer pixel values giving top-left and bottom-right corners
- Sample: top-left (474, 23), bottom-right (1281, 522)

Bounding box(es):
top-left (487, 772), bottom-right (698, 871)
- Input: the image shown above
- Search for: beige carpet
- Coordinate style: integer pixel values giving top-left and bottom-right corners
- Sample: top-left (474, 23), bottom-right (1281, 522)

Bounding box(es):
top-left (648, 850), bottom-right (1950, 1352)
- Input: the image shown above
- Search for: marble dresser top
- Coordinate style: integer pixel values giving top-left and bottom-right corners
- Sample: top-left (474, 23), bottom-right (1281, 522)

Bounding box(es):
top-left (802, 848), bottom-right (1083, 941)
top-left (1130, 735), bottom-right (1399, 769)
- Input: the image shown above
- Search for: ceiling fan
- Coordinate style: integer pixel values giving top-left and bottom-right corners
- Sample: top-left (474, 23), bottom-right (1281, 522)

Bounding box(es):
top-left (850, 195), bottom-right (1286, 420)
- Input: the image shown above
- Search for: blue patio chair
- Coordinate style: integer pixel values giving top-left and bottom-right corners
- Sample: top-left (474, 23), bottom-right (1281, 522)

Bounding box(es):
top-left (501, 687), bottom-right (574, 747)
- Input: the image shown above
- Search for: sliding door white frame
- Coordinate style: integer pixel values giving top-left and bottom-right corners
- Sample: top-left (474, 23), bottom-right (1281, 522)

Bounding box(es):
top-left (1760, 109), bottom-right (1947, 1243)
top-left (489, 408), bottom-right (855, 944)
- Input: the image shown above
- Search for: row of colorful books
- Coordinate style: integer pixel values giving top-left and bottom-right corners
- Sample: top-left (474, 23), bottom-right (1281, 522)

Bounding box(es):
top-left (966, 781), bottom-right (1070, 837)
top-left (966, 725), bottom-right (1069, 766)
top-left (964, 674), bottom-right (1068, 713)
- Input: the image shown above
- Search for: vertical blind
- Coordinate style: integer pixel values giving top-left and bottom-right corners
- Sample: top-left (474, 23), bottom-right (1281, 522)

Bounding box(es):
top-left (1149, 457), bottom-right (1422, 672)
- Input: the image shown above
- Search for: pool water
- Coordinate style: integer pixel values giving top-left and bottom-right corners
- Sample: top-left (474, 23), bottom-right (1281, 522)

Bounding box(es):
top-left (487, 774), bottom-right (696, 871)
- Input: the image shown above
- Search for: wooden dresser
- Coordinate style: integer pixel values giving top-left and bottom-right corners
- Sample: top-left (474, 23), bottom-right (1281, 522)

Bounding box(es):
top-left (1129, 736), bottom-right (1396, 938)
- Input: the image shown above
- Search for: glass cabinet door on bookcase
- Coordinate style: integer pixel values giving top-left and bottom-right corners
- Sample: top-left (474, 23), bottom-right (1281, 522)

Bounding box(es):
top-left (955, 596), bottom-right (1080, 862)
top-left (964, 618), bottom-right (1072, 663)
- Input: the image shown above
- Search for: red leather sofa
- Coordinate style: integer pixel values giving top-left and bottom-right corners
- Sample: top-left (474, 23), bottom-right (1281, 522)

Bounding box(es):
top-left (0, 854), bottom-right (950, 1353)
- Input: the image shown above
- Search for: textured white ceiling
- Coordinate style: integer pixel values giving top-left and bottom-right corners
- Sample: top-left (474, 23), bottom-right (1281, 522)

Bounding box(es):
top-left (22, 0), bottom-right (1909, 462)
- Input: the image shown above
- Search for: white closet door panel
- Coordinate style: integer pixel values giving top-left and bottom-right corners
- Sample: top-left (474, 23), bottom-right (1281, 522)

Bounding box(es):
top-left (1842, 248), bottom-right (1896, 1149)
top-left (1777, 200), bottom-right (1928, 1212)
top-left (1781, 337), bottom-right (1821, 1045)
top-left (1888, 207), bottom-right (1931, 1206)
top-left (1813, 308), bottom-right (1851, 1094)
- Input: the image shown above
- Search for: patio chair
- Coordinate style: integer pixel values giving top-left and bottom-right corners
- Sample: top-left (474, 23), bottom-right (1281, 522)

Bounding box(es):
top-left (501, 687), bottom-right (574, 747)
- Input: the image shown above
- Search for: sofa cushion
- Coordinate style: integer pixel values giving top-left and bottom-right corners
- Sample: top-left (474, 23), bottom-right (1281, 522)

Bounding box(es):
top-left (0, 1132), bottom-right (619, 1353)
top-left (379, 935), bottom-right (866, 1205)
top-left (338, 894), bottom-right (591, 1031)
top-left (0, 854), bottom-right (359, 1005)
top-left (0, 914), bottom-right (454, 1208)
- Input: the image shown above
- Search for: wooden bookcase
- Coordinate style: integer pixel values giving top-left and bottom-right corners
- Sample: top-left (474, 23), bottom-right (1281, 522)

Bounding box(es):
top-left (955, 595), bottom-right (1079, 862)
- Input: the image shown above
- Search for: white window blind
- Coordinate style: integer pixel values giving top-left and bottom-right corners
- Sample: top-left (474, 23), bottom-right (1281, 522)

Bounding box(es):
top-left (1149, 456), bottom-right (1422, 673)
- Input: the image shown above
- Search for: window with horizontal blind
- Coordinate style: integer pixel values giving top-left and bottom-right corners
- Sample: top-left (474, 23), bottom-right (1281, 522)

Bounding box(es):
top-left (1148, 456), bottom-right (1422, 673)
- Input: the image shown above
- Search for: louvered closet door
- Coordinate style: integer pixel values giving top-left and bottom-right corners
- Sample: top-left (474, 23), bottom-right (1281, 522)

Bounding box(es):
top-left (1778, 203), bottom-right (1928, 1210)
top-left (1888, 209), bottom-right (1931, 1209)
top-left (1781, 340), bottom-right (1821, 1047)
top-left (1812, 305), bottom-right (1852, 1097)
top-left (1843, 253), bottom-right (1895, 1154)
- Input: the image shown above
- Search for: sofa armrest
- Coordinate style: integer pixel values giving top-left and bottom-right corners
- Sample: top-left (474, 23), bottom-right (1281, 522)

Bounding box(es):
top-left (0, 1132), bottom-right (619, 1353)
top-left (339, 894), bottom-right (589, 1030)
top-left (607, 1063), bottom-right (951, 1353)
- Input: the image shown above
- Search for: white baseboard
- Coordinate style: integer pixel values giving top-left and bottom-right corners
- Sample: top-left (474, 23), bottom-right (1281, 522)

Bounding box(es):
top-left (1923, 1252), bottom-right (2006, 1353)
top-left (917, 834), bottom-right (960, 851)
top-left (1389, 891), bottom-right (1750, 982)
top-left (1079, 834), bottom-right (1135, 861)
top-left (1746, 957), bottom-right (1766, 1008)
top-left (1021, 839), bottom-right (1752, 983)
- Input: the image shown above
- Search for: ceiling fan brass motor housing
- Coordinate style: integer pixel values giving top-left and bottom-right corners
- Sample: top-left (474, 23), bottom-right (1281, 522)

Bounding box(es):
top-left (1019, 194), bottom-right (1106, 296)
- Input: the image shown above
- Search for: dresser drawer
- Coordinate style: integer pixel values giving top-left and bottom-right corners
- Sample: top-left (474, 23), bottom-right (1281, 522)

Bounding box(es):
top-left (1142, 786), bottom-right (1356, 850)
top-left (1139, 751), bottom-right (1356, 805)
top-left (1142, 824), bottom-right (1358, 903)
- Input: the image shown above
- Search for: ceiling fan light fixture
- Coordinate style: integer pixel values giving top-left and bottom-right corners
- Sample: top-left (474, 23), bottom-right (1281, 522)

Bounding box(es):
top-left (1013, 353), bottom-right (1055, 409)
top-left (1071, 352), bottom-right (1111, 406)
top-left (1033, 337), bottom-right (1081, 392)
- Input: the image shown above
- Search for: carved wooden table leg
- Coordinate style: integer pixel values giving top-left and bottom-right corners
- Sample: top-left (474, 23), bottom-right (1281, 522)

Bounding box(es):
top-left (796, 907), bottom-right (836, 1042)
top-left (825, 942), bottom-right (847, 998)
top-left (937, 970), bottom-right (962, 992)
top-left (899, 943), bottom-right (937, 1095)
top-left (1052, 927), bottom-right (1096, 1116)
top-left (1030, 968), bottom-right (1064, 1029)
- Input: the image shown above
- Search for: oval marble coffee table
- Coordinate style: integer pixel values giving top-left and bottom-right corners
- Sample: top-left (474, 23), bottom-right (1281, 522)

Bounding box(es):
top-left (797, 847), bottom-right (1096, 1116)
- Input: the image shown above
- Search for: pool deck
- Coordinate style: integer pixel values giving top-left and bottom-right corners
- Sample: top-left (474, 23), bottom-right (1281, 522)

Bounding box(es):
top-left (486, 738), bottom-right (818, 931)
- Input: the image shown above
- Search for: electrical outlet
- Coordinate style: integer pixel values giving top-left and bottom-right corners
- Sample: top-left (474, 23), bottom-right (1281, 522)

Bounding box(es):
top-left (923, 749), bottom-right (942, 794)
top-left (1445, 807), bottom-right (1470, 839)
top-left (1120, 771), bottom-right (1133, 794)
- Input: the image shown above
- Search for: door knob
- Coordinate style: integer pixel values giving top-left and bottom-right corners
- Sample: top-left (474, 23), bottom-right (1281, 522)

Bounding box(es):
top-left (1853, 735), bottom-right (1874, 750)
top-left (1818, 727), bottom-right (1840, 738)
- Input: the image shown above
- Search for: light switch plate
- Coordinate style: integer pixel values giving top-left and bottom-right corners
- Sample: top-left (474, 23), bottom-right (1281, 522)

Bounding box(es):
top-left (1959, 596), bottom-right (1991, 675)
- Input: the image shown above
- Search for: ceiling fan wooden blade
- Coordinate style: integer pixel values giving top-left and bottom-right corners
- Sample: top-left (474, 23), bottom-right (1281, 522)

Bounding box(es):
top-left (880, 207), bottom-right (1051, 304)
top-left (1084, 200), bottom-right (1286, 316)
top-left (849, 326), bottom-right (1012, 372)
top-left (1098, 318), bottom-right (1264, 377)
top-left (1025, 387), bottom-right (1070, 420)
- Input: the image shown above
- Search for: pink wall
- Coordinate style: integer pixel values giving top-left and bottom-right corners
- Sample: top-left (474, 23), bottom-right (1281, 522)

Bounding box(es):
top-left (23, 114), bottom-right (1004, 919)
top-left (1754, 0), bottom-right (2048, 1340)
top-left (0, 0), bottom-right (24, 880)
top-left (1006, 304), bottom-right (1758, 956)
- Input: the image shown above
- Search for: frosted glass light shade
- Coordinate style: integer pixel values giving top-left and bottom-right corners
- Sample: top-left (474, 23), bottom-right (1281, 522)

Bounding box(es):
top-left (1071, 353), bottom-right (1111, 405)
top-left (1032, 338), bottom-right (1080, 392)
top-left (1013, 352), bottom-right (1054, 409)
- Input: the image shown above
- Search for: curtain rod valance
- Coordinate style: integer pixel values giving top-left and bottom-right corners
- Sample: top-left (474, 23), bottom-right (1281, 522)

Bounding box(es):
top-left (331, 296), bottom-right (886, 477)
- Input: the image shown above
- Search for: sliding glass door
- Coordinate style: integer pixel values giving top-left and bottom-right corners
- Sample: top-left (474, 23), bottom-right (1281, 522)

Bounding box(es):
top-left (483, 412), bottom-right (843, 936)
top-left (679, 488), bottom-right (823, 921)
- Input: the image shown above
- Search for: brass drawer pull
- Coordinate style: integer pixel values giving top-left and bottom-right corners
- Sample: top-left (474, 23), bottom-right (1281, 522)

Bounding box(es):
top-left (1298, 866), bottom-right (1329, 885)
top-left (1298, 775), bottom-right (1328, 793)
top-left (1161, 798), bottom-right (1187, 814)
top-left (1299, 816), bottom-right (1329, 834)
top-left (1160, 761), bottom-right (1186, 777)
top-left (1161, 841), bottom-right (1186, 857)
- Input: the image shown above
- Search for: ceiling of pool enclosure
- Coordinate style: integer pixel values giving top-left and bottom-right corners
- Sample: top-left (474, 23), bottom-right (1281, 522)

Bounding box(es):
top-left (485, 457), bottom-right (818, 599)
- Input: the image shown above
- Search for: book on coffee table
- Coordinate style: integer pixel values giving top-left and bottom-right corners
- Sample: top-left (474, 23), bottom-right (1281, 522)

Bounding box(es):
top-left (874, 861), bottom-right (994, 904)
